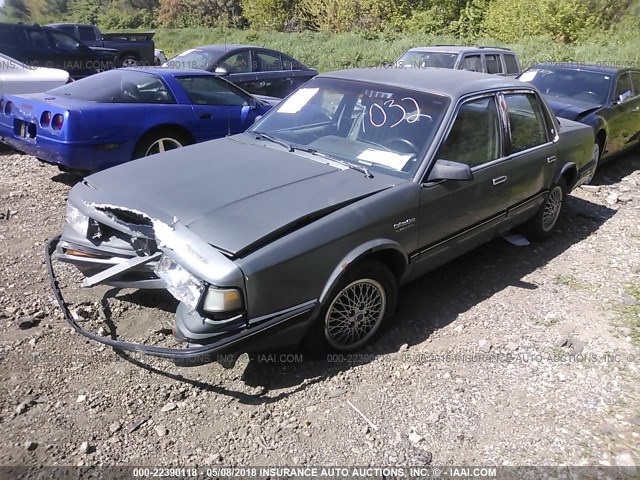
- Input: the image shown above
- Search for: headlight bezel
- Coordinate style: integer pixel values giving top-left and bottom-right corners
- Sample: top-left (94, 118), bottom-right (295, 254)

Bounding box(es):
top-left (65, 203), bottom-right (89, 237)
top-left (154, 255), bottom-right (245, 318)
top-left (154, 255), bottom-right (205, 312)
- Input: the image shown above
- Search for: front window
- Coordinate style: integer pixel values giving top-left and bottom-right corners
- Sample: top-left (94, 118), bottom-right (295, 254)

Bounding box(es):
top-left (249, 77), bottom-right (450, 178)
top-left (520, 67), bottom-right (611, 105)
top-left (49, 31), bottom-right (81, 51)
top-left (436, 96), bottom-right (501, 167)
top-left (460, 55), bottom-right (482, 72)
top-left (165, 49), bottom-right (219, 71)
top-left (48, 70), bottom-right (175, 103)
top-left (396, 51), bottom-right (458, 69)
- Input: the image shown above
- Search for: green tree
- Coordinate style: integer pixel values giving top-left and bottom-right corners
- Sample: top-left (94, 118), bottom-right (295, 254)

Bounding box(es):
top-left (1, 0), bottom-right (30, 21)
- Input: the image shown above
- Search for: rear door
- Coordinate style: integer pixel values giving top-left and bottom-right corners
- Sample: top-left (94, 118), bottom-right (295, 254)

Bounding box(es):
top-left (251, 49), bottom-right (291, 97)
top-left (176, 75), bottom-right (261, 141)
top-left (417, 93), bottom-right (510, 265)
top-left (501, 91), bottom-right (557, 220)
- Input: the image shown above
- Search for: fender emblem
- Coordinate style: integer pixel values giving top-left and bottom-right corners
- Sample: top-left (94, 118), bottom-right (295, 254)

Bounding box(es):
top-left (393, 217), bottom-right (416, 231)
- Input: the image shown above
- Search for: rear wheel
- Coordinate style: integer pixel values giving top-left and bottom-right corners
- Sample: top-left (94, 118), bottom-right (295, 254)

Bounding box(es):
top-left (304, 261), bottom-right (398, 355)
top-left (119, 55), bottom-right (139, 68)
top-left (133, 130), bottom-right (190, 159)
top-left (522, 178), bottom-right (567, 241)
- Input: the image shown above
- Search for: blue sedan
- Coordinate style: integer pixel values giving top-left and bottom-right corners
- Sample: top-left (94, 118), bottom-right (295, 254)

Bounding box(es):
top-left (0, 68), bottom-right (276, 171)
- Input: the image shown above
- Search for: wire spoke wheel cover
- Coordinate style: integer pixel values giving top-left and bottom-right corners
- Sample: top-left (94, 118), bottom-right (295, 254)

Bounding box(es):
top-left (324, 278), bottom-right (386, 350)
top-left (145, 138), bottom-right (183, 156)
top-left (542, 185), bottom-right (563, 231)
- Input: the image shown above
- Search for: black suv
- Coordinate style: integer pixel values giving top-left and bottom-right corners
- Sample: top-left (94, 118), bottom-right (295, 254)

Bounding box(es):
top-left (0, 22), bottom-right (116, 79)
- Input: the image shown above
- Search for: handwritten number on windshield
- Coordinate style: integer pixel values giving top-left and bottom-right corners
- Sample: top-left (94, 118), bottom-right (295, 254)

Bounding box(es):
top-left (364, 97), bottom-right (429, 129)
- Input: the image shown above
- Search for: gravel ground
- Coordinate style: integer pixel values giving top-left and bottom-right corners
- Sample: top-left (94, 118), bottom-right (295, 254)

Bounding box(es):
top-left (0, 150), bottom-right (639, 470)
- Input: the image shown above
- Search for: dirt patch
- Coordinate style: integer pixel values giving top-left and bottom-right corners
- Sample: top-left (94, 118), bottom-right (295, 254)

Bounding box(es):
top-left (0, 151), bottom-right (639, 468)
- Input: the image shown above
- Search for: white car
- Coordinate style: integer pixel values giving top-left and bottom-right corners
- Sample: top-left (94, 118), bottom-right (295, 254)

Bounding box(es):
top-left (154, 49), bottom-right (167, 66)
top-left (0, 53), bottom-right (70, 94)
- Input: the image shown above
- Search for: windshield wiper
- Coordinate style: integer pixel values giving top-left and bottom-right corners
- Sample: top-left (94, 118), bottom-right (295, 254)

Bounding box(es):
top-left (295, 147), bottom-right (374, 179)
top-left (253, 131), bottom-right (293, 152)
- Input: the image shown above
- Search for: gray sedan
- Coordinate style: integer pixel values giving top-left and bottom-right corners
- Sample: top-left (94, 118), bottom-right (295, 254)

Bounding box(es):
top-left (47, 68), bottom-right (595, 364)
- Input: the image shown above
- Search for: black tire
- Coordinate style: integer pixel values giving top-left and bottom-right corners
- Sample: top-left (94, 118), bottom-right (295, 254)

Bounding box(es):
top-left (522, 178), bottom-right (567, 241)
top-left (133, 129), bottom-right (190, 160)
top-left (303, 261), bottom-right (398, 356)
top-left (118, 55), bottom-right (139, 68)
top-left (584, 137), bottom-right (604, 185)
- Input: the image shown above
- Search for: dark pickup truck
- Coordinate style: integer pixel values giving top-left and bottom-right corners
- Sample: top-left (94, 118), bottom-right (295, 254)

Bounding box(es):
top-left (0, 22), bottom-right (116, 79)
top-left (47, 23), bottom-right (155, 67)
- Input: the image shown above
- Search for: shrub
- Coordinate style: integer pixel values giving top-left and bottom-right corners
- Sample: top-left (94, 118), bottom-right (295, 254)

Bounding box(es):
top-left (240, 0), bottom-right (293, 31)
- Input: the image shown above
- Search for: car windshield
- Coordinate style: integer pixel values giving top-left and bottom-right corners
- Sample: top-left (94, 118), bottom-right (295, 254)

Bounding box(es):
top-left (165, 49), bottom-right (221, 71)
top-left (248, 77), bottom-right (450, 178)
top-left (520, 67), bottom-right (611, 105)
top-left (396, 51), bottom-right (458, 69)
top-left (47, 70), bottom-right (175, 103)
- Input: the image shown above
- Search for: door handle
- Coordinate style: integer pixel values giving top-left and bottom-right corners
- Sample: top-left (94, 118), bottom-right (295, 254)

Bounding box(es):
top-left (546, 155), bottom-right (557, 164)
top-left (492, 175), bottom-right (508, 186)
top-left (199, 113), bottom-right (212, 120)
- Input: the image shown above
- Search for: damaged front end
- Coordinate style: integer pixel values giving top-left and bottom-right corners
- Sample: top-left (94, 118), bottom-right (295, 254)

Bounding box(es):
top-left (48, 186), bottom-right (316, 365)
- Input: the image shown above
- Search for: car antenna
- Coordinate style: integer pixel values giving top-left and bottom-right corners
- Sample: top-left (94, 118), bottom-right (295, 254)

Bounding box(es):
top-left (224, 26), bottom-right (232, 136)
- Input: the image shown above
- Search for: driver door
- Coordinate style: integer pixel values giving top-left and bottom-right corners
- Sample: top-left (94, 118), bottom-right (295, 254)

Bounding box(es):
top-left (416, 94), bottom-right (511, 269)
top-left (177, 75), bottom-right (261, 140)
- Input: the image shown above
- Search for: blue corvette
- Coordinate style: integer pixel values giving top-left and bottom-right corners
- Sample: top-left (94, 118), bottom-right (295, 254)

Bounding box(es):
top-left (0, 68), bottom-right (276, 171)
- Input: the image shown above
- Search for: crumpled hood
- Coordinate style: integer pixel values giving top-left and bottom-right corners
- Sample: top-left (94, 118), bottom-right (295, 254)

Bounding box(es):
top-left (83, 135), bottom-right (397, 255)
top-left (542, 94), bottom-right (601, 121)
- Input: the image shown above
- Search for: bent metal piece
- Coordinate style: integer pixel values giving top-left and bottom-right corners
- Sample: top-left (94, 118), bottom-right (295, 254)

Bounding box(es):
top-left (45, 236), bottom-right (312, 363)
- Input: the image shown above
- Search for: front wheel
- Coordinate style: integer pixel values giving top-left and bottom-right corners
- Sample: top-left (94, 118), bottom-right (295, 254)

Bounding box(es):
top-left (522, 178), bottom-right (567, 241)
top-left (304, 261), bottom-right (398, 354)
top-left (584, 139), bottom-right (603, 185)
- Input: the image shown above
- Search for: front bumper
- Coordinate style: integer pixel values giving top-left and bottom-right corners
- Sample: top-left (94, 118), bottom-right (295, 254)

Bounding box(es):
top-left (46, 236), bottom-right (317, 364)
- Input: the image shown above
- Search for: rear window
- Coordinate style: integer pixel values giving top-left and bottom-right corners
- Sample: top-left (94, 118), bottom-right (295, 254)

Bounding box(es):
top-left (504, 54), bottom-right (519, 74)
top-left (78, 26), bottom-right (96, 42)
top-left (48, 69), bottom-right (175, 103)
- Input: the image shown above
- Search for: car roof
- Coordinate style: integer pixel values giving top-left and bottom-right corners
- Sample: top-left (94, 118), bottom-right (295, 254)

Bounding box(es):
top-left (528, 62), bottom-right (638, 75)
top-left (196, 44), bottom-right (258, 53)
top-left (406, 45), bottom-right (515, 54)
top-left (120, 67), bottom-right (218, 78)
top-left (320, 68), bottom-right (530, 99)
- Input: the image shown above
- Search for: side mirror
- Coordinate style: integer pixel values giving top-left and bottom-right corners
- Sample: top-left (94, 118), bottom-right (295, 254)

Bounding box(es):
top-left (614, 91), bottom-right (631, 105)
top-left (214, 66), bottom-right (229, 76)
top-left (426, 159), bottom-right (473, 182)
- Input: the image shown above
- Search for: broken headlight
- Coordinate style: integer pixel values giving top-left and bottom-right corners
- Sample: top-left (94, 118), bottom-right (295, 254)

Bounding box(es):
top-left (65, 203), bottom-right (89, 237)
top-left (155, 255), bottom-right (204, 311)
